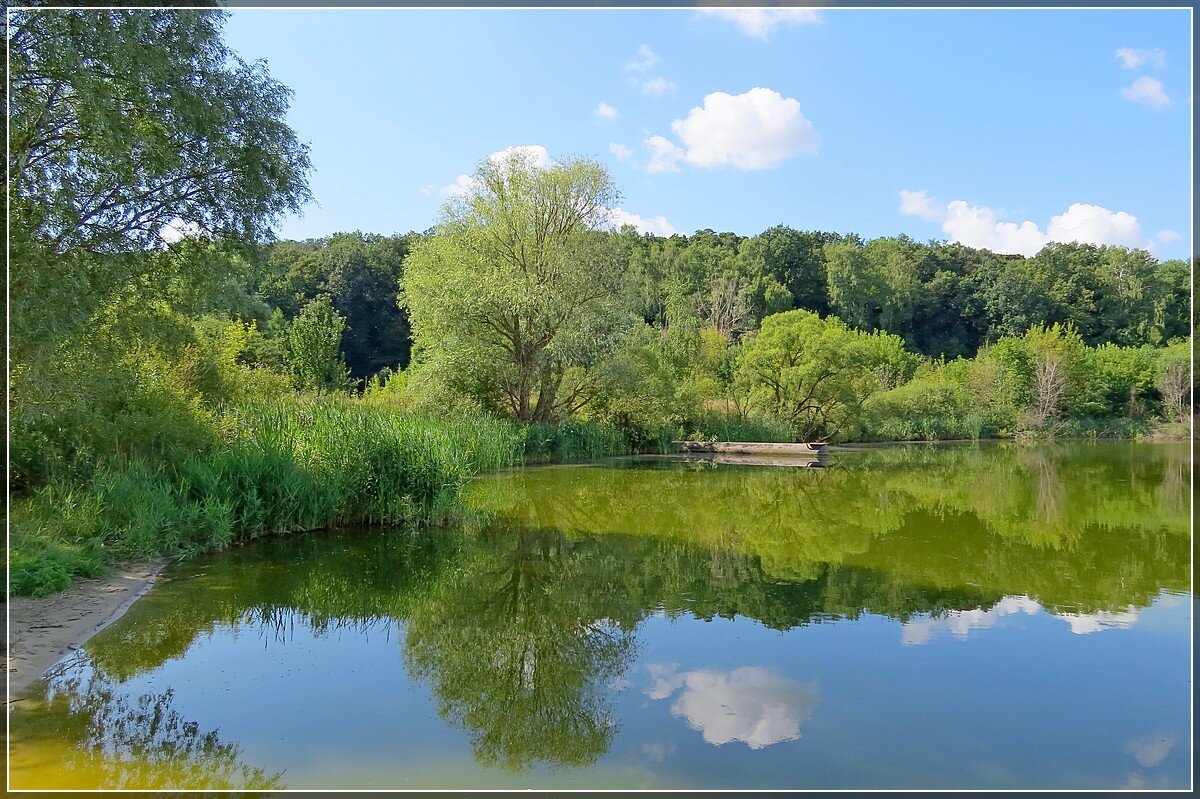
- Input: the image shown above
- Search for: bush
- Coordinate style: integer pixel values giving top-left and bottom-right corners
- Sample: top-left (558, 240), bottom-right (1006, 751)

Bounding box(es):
top-left (859, 378), bottom-right (984, 442)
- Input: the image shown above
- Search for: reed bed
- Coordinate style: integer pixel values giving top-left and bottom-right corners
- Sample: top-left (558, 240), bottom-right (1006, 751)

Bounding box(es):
top-left (10, 399), bottom-right (638, 596)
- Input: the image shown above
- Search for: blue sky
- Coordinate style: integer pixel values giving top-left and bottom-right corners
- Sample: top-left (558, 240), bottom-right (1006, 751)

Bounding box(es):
top-left (223, 8), bottom-right (1191, 258)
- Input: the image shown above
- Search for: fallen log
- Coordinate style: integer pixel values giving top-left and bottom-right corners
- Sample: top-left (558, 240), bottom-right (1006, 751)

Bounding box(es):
top-left (674, 441), bottom-right (829, 456)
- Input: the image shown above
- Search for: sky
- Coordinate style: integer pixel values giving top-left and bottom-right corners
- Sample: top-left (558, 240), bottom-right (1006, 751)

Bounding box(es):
top-left (222, 7), bottom-right (1192, 259)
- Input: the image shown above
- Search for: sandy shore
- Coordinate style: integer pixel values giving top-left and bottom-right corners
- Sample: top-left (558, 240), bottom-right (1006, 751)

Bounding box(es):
top-left (6, 561), bottom-right (167, 699)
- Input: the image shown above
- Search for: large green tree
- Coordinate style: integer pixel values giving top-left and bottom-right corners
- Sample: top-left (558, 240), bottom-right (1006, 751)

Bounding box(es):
top-left (9, 8), bottom-right (311, 357)
top-left (735, 310), bottom-right (917, 439)
top-left (8, 8), bottom-right (311, 481)
top-left (402, 150), bottom-right (634, 422)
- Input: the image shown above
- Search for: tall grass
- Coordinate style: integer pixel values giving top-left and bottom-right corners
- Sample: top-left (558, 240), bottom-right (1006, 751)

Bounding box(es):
top-left (521, 419), bottom-right (632, 463)
top-left (679, 411), bottom-right (796, 443)
top-left (11, 398), bottom-right (558, 596)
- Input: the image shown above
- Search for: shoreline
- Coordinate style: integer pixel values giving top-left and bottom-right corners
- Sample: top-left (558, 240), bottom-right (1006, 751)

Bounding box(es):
top-left (6, 561), bottom-right (167, 699)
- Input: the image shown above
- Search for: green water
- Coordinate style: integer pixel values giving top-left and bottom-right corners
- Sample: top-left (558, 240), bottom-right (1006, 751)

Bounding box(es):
top-left (8, 442), bottom-right (1192, 790)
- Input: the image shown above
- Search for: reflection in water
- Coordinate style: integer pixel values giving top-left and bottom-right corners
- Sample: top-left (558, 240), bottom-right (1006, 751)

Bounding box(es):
top-left (8, 442), bottom-right (1190, 790)
top-left (901, 595), bottom-right (1043, 645)
top-left (646, 664), bottom-right (820, 749)
top-left (899, 595), bottom-right (1148, 644)
top-left (1124, 734), bottom-right (1175, 768)
top-left (12, 654), bottom-right (283, 792)
top-left (403, 529), bottom-right (637, 771)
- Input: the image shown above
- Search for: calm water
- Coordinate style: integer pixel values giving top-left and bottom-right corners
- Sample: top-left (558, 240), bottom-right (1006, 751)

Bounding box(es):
top-left (8, 442), bottom-right (1192, 790)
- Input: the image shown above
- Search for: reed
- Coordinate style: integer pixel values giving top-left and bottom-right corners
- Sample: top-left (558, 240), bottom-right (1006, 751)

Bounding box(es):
top-left (10, 397), bottom-right (635, 596)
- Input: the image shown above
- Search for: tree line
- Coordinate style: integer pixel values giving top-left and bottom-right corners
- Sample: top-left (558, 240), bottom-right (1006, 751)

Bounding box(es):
top-left (241, 149), bottom-right (1188, 445)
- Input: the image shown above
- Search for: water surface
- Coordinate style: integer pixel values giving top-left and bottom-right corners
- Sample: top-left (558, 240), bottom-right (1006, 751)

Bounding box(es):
top-left (8, 442), bottom-right (1192, 790)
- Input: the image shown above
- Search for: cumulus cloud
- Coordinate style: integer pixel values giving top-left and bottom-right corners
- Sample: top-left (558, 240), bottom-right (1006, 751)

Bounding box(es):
top-left (646, 664), bottom-right (820, 749)
top-left (1121, 76), bottom-right (1172, 109)
top-left (941, 200), bottom-right (1050, 256)
top-left (609, 143), bottom-right (634, 162)
top-left (900, 188), bottom-right (1151, 256)
top-left (625, 44), bottom-right (660, 72)
top-left (594, 101), bottom-right (619, 121)
top-left (1047, 203), bottom-right (1143, 249)
top-left (643, 135), bottom-right (685, 173)
top-left (697, 8), bottom-right (822, 40)
top-left (441, 145), bottom-right (557, 198)
top-left (608, 207), bottom-right (677, 237)
top-left (642, 87), bottom-right (818, 173)
top-left (1115, 47), bottom-right (1166, 69)
top-left (1155, 229), bottom-right (1181, 244)
top-left (1124, 735), bottom-right (1175, 768)
top-left (440, 174), bottom-right (477, 198)
top-left (898, 189), bottom-right (940, 221)
top-left (642, 76), bottom-right (678, 96)
top-left (487, 144), bottom-right (556, 170)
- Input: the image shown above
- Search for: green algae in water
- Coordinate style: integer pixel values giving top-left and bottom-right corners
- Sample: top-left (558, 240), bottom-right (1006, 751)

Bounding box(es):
top-left (9, 441), bottom-right (1191, 790)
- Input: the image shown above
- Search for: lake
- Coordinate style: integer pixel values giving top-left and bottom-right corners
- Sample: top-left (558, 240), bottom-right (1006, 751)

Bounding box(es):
top-left (7, 442), bottom-right (1192, 790)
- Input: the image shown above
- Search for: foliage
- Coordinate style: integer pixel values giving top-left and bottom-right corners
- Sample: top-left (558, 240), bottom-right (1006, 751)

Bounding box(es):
top-left (283, 295), bottom-right (352, 393)
top-left (735, 310), bottom-right (918, 440)
top-left (9, 8), bottom-right (311, 255)
top-left (402, 150), bottom-right (635, 422)
top-left (10, 398), bottom-right (532, 595)
top-left (255, 232), bottom-right (413, 378)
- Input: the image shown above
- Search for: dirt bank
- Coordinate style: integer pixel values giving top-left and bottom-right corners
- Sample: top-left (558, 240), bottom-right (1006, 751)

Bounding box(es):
top-left (6, 561), bottom-right (167, 699)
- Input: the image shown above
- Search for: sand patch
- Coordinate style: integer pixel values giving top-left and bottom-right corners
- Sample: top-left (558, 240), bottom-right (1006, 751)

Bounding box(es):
top-left (6, 562), bottom-right (166, 698)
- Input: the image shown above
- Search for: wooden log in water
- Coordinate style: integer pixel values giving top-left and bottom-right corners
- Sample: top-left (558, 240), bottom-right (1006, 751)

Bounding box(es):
top-left (672, 453), bottom-right (826, 468)
top-left (674, 441), bottom-right (829, 456)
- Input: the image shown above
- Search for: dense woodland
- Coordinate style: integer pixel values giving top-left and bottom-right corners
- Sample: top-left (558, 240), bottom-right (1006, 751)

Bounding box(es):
top-left (7, 9), bottom-right (1194, 595)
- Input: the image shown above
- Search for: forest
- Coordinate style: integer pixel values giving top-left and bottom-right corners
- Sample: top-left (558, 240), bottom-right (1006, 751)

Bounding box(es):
top-left (8, 8), bottom-right (1193, 595)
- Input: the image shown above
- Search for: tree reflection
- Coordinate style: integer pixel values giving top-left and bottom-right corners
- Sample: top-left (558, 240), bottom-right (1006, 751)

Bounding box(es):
top-left (12, 656), bottom-right (283, 792)
top-left (29, 440), bottom-right (1189, 780)
top-left (403, 528), bottom-right (637, 771)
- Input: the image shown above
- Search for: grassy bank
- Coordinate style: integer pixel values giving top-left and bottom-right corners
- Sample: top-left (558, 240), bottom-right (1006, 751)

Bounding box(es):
top-left (10, 399), bottom-right (632, 597)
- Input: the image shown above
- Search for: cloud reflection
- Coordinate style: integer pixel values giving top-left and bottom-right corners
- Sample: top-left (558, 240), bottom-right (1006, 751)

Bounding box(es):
top-left (901, 595), bottom-right (1144, 644)
top-left (646, 664), bottom-right (820, 749)
top-left (1125, 734), bottom-right (1175, 768)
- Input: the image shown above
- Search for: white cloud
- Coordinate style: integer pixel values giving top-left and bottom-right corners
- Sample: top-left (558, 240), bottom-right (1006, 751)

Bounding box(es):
top-left (419, 184), bottom-right (435, 196)
top-left (594, 101), bottom-right (619, 121)
top-left (642, 76), bottom-right (678, 96)
top-left (643, 135), bottom-right (685, 173)
top-left (608, 207), bottom-right (677, 237)
top-left (1155, 229), bottom-right (1182, 244)
top-left (697, 8), bottom-right (822, 40)
top-left (942, 200), bottom-right (1050, 257)
top-left (1115, 47), bottom-right (1166, 70)
top-left (609, 142), bottom-right (634, 162)
top-left (440, 145), bottom-right (557, 198)
top-left (159, 218), bottom-right (208, 244)
top-left (439, 174), bottom-right (477, 198)
top-left (648, 87), bottom-right (819, 171)
top-left (898, 189), bottom-right (940, 221)
top-left (625, 44), bottom-right (660, 72)
top-left (1121, 76), bottom-right (1172, 109)
top-left (1125, 735), bottom-right (1175, 768)
top-left (646, 664), bottom-right (820, 749)
top-left (1047, 203), bottom-right (1143, 249)
top-left (900, 188), bottom-right (1152, 256)
top-left (487, 144), bottom-right (556, 171)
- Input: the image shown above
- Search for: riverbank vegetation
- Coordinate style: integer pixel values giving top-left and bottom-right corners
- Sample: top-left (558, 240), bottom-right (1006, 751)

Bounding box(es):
top-left (8, 9), bottom-right (1193, 594)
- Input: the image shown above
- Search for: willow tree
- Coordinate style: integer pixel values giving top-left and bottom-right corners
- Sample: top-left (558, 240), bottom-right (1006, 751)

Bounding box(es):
top-left (735, 310), bottom-right (917, 440)
top-left (402, 150), bottom-right (634, 422)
